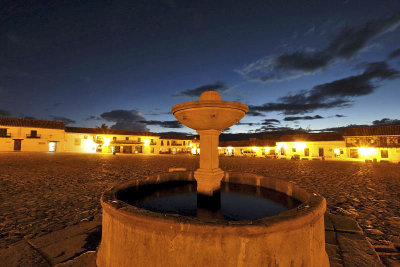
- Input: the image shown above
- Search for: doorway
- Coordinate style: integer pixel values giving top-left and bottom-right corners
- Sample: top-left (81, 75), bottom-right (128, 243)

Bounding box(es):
top-left (14, 139), bottom-right (22, 151)
top-left (49, 141), bottom-right (57, 152)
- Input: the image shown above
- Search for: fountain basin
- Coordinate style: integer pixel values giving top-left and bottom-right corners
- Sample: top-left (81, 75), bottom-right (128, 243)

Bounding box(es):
top-left (96, 172), bottom-right (329, 267)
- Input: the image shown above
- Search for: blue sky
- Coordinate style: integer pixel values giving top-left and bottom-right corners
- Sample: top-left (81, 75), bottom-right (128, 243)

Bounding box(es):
top-left (1, 0), bottom-right (399, 134)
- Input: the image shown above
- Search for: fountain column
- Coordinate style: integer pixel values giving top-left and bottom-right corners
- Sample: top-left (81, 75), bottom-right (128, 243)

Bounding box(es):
top-left (194, 129), bottom-right (224, 196)
top-left (171, 90), bottom-right (248, 198)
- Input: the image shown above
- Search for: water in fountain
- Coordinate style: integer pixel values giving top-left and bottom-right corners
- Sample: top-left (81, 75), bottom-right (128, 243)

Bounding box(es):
top-left (116, 181), bottom-right (301, 221)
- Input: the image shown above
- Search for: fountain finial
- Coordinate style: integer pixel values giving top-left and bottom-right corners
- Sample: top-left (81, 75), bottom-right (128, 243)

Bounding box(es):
top-left (200, 91), bottom-right (221, 101)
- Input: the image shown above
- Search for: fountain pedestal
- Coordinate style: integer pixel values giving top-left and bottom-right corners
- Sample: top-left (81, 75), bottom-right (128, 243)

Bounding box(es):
top-left (194, 129), bottom-right (224, 195)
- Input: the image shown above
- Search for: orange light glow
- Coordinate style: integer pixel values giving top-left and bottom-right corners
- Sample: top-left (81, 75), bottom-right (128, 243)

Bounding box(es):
top-left (293, 142), bottom-right (307, 151)
top-left (358, 147), bottom-right (377, 158)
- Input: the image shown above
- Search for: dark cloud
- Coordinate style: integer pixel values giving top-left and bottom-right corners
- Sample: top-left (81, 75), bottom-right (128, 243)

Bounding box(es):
top-left (141, 120), bottom-right (183, 129)
top-left (237, 12), bottom-right (400, 82)
top-left (261, 119), bottom-right (280, 126)
top-left (0, 109), bottom-right (11, 116)
top-left (284, 115), bottom-right (323, 121)
top-left (173, 82), bottom-right (229, 97)
top-left (335, 114), bottom-right (346, 117)
top-left (250, 61), bottom-right (399, 115)
top-left (372, 118), bottom-right (400, 126)
top-left (50, 116), bottom-right (76, 125)
top-left (246, 110), bottom-right (266, 117)
top-left (85, 115), bottom-right (102, 121)
top-left (388, 48), bottom-right (400, 59)
top-left (100, 110), bottom-right (149, 131)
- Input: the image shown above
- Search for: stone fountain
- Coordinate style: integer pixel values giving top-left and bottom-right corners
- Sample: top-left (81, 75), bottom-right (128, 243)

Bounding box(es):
top-left (96, 91), bottom-right (330, 267)
top-left (171, 91), bottom-right (248, 198)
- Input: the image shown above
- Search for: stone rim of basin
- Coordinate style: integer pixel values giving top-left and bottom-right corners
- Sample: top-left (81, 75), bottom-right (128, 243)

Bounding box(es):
top-left (171, 91), bottom-right (248, 116)
top-left (102, 171), bottom-right (326, 231)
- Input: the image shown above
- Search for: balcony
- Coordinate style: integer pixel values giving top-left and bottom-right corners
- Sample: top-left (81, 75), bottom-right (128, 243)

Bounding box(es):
top-left (0, 133), bottom-right (11, 138)
top-left (26, 134), bottom-right (41, 138)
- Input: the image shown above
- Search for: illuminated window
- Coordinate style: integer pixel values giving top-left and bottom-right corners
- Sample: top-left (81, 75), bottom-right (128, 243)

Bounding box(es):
top-left (381, 150), bottom-right (388, 158)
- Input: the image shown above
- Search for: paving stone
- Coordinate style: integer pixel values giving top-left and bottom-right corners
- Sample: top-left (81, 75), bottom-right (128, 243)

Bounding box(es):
top-left (337, 232), bottom-right (384, 267)
top-left (325, 243), bottom-right (344, 267)
top-left (0, 240), bottom-right (50, 267)
top-left (55, 251), bottom-right (97, 267)
top-left (329, 213), bottom-right (363, 234)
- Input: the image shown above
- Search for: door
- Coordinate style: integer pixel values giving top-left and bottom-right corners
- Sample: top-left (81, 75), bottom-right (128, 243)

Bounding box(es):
top-left (318, 148), bottom-right (324, 157)
top-left (14, 140), bottom-right (22, 151)
top-left (304, 148), bottom-right (309, 157)
top-left (49, 141), bottom-right (57, 152)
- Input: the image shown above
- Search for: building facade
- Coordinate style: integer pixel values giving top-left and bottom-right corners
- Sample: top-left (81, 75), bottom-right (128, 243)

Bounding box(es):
top-left (344, 125), bottom-right (400, 162)
top-left (1, 116), bottom-right (400, 163)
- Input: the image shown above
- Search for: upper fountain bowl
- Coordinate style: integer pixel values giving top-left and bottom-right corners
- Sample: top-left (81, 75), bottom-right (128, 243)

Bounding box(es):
top-left (171, 91), bottom-right (249, 131)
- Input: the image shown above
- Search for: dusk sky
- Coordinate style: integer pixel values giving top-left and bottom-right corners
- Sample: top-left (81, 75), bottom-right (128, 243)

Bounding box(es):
top-left (1, 0), bottom-right (400, 135)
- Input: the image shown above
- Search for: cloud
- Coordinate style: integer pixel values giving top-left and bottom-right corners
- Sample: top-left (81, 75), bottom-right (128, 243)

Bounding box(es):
top-left (0, 109), bottom-right (11, 116)
top-left (246, 110), bottom-right (266, 117)
top-left (141, 120), bottom-right (183, 129)
top-left (284, 115), bottom-right (323, 121)
top-left (100, 109), bottom-right (149, 131)
top-left (261, 119), bottom-right (280, 126)
top-left (335, 114), bottom-right (346, 117)
top-left (388, 48), bottom-right (400, 59)
top-left (173, 81), bottom-right (229, 97)
top-left (237, 12), bottom-right (400, 82)
top-left (250, 61), bottom-right (399, 115)
top-left (372, 118), bottom-right (400, 126)
top-left (50, 116), bottom-right (76, 125)
top-left (85, 115), bottom-right (102, 121)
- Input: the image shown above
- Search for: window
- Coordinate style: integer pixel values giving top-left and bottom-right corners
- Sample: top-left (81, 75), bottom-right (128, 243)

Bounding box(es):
top-left (84, 135), bottom-right (88, 139)
top-left (183, 141), bottom-right (186, 145)
top-left (304, 148), bottom-right (309, 157)
top-left (113, 137), bottom-right (117, 141)
top-left (292, 148), bottom-right (296, 152)
top-left (0, 128), bottom-right (7, 137)
top-left (31, 130), bottom-right (37, 137)
top-left (167, 141), bottom-right (170, 146)
top-left (138, 137), bottom-right (141, 142)
top-left (126, 137), bottom-right (129, 140)
top-left (381, 150), bottom-right (388, 158)
top-left (161, 140), bottom-right (164, 146)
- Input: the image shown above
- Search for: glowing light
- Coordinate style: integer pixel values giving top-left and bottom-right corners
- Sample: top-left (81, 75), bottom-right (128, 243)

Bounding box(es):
top-left (218, 147), bottom-right (221, 149)
top-left (276, 142), bottom-right (288, 150)
top-left (358, 147), bottom-right (377, 158)
top-left (334, 148), bottom-right (340, 155)
top-left (227, 146), bottom-right (234, 153)
top-left (144, 139), bottom-right (150, 146)
top-left (264, 147), bottom-right (271, 152)
top-left (252, 147), bottom-right (259, 152)
top-left (293, 142), bottom-right (307, 151)
top-left (103, 137), bottom-right (110, 147)
top-left (84, 139), bottom-right (97, 153)
top-left (191, 148), bottom-right (196, 154)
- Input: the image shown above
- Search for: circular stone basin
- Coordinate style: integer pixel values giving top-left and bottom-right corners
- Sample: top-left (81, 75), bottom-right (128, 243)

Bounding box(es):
top-left (96, 172), bottom-right (329, 267)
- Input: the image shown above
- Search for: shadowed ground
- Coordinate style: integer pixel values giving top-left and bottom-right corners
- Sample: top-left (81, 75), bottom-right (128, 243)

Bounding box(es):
top-left (0, 153), bottom-right (399, 265)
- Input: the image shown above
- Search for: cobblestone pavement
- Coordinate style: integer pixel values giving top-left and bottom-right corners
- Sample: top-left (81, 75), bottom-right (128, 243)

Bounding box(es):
top-left (1, 153), bottom-right (399, 265)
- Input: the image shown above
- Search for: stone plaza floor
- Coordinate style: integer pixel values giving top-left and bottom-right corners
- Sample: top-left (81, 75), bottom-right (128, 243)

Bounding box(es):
top-left (0, 152), bottom-right (399, 266)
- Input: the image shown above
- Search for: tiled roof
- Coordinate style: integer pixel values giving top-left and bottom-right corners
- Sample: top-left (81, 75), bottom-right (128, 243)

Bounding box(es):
top-left (65, 127), bottom-right (158, 136)
top-left (219, 138), bottom-right (276, 147)
top-left (344, 125), bottom-right (400, 136)
top-left (159, 135), bottom-right (194, 140)
top-left (278, 133), bottom-right (344, 142)
top-left (0, 116), bottom-right (65, 129)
